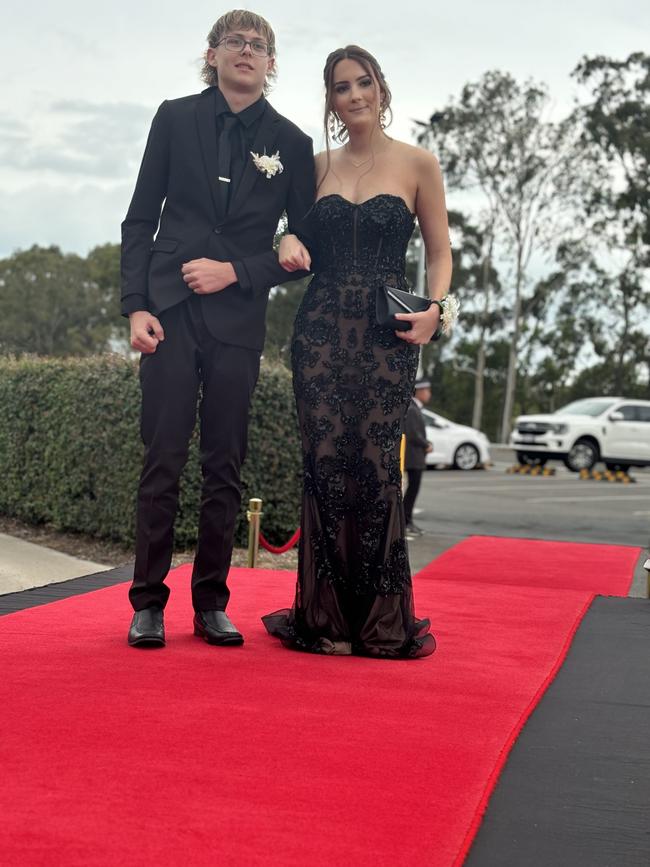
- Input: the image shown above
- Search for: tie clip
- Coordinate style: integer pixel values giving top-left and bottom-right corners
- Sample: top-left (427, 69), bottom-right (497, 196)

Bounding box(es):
top-left (218, 176), bottom-right (231, 183)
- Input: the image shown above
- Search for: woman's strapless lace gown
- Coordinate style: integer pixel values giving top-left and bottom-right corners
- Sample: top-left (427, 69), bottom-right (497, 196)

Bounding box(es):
top-left (262, 194), bottom-right (436, 658)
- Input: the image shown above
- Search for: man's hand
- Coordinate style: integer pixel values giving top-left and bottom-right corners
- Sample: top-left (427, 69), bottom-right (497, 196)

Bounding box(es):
top-left (394, 306), bottom-right (441, 346)
top-left (181, 258), bottom-right (236, 294)
top-left (130, 311), bottom-right (164, 354)
top-left (279, 234), bottom-right (311, 272)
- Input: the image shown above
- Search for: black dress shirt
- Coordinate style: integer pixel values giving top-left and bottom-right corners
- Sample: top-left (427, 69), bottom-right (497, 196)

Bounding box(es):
top-left (214, 90), bottom-right (266, 201)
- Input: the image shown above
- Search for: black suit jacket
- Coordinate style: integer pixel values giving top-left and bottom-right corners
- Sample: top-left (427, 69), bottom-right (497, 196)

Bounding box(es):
top-left (121, 87), bottom-right (315, 351)
top-left (404, 399), bottom-right (430, 470)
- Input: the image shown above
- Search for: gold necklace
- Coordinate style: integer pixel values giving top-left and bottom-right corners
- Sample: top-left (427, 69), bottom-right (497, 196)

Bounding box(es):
top-left (344, 144), bottom-right (372, 168)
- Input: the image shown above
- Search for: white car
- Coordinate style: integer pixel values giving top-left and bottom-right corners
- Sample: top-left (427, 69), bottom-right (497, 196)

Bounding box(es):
top-left (422, 409), bottom-right (491, 470)
top-left (510, 396), bottom-right (650, 472)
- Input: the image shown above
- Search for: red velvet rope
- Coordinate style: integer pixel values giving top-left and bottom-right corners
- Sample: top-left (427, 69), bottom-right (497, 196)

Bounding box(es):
top-left (258, 528), bottom-right (301, 554)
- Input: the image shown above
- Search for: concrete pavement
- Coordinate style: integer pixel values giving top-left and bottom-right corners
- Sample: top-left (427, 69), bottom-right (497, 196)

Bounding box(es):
top-left (0, 533), bottom-right (111, 595)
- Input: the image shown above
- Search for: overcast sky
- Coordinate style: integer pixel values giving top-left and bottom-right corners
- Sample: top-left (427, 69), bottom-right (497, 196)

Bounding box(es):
top-left (1, 0), bottom-right (647, 257)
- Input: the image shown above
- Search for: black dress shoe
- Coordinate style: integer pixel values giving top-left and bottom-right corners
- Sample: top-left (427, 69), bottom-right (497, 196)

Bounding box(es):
top-left (194, 610), bottom-right (244, 646)
top-left (406, 521), bottom-right (424, 536)
top-left (128, 607), bottom-right (165, 647)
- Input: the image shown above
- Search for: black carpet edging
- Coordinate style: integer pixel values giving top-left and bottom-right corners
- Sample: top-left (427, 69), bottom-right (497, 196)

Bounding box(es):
top-left (0, 565), bottom-right (133, 615)
top-left (466, 596), bottom-right (650, 867)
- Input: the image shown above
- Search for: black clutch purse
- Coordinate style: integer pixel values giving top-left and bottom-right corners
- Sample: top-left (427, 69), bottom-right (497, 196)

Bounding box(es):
top-left (376, 284), bottom-right (441, 341)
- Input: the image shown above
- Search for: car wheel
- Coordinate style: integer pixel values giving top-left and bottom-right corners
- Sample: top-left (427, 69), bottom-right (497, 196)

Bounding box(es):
top-left (516, 451), bottom-right (548, 467)
top-left (454, 443), bottom-right (480, 470)
top-left (565, 439), bottom-right (599, 472)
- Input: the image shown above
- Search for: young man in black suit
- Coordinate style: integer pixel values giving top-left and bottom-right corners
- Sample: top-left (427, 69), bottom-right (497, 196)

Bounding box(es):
top-left (122, 10), bottom-right (314, 647)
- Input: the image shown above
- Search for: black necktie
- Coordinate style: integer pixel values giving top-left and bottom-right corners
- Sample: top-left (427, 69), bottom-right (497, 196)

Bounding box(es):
top-left (217, 113), bottom-right (238, 215)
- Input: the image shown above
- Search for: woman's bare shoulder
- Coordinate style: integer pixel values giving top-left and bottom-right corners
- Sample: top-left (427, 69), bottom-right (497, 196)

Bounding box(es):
top-left (315, 148), bottom-right (341, 185)
top-left (315, 150), bottom-right (339, 168)
top-left (390, 139), bottom-right (440, 169)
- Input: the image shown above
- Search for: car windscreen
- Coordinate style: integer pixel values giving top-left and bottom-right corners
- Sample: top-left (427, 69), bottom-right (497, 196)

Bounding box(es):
top-left (555, 398), bottom-right (618, 417)
top-left (422, 411), bottom-right (447, 428)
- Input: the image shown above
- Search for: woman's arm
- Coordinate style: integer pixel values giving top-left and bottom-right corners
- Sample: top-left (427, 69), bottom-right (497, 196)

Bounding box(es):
top-left (279, 234), bottom-right (311, 271)
top-left (415, 150), bottom-right (453, 303)
top-left (395, 150), bottom-right (453, 345)
top-left (278, 150), bottom-right (328, 272)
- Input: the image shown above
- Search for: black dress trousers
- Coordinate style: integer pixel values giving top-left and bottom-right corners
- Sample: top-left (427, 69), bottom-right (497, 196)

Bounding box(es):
top-left (129, 295), bottom-right (260, 611)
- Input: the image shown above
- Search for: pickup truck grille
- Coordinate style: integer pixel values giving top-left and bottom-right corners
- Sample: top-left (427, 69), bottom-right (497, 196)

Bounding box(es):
top-left (516, 421), bottom-right (552, 434)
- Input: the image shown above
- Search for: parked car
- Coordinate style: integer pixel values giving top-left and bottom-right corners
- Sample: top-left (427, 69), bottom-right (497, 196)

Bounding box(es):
top-left (510, 396), bottom-right (650, 472)
top-left (421, 409), bottom-right (491, 470)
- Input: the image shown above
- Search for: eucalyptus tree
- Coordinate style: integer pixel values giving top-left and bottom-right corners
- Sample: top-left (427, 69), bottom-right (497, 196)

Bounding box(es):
top-left (445, 210), bottom-right (502, 430)
top-left (564, 52), bottom-right (650, 391)
top-left (417, 71), bottom-right (581, 440)
top-left (0, 245), bottom-right (114, 356)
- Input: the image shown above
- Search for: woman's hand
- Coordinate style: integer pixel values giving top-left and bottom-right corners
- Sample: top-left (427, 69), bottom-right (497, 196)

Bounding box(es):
top-left (394, 305), bottom-right (441, 345)
top-left (279, 234), bottom-right (311, 272)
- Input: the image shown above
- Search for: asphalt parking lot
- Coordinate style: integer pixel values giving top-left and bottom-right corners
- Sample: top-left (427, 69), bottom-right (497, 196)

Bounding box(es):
top-left (415, 454), bottom-right (649, 548)
top-left (407, 453), bottom-right (649, 596)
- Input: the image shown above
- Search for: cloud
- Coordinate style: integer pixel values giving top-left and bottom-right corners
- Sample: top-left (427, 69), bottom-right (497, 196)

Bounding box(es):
top-left (0, 101), bottom-right (154, 180)
top-left (0, 182), bottom-right (132, 258)
top-left (0, 118), bottom-right (30, 147)
top-left (2, 0), bottom-right (647, 256)
top-left (52, 99), bottom-right (152, 123)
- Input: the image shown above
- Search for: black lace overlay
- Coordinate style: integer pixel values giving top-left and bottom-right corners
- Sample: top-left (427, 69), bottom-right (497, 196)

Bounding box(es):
top-left (262, 195), bottom-right (435, 659)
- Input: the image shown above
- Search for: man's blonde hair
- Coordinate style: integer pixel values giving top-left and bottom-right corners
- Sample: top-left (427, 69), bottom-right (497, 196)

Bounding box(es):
top-left (201, 10), bottom-right (277, 94)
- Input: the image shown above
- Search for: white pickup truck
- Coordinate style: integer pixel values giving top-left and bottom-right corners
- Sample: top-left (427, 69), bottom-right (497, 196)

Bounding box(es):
top-left (509, 396), bottom-right (650, 471)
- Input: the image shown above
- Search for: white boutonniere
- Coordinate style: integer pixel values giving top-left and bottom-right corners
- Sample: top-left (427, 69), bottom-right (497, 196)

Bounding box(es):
top-left (250, 149), bottom-right (284, 179)
top-left (440, 294), bottom-right (460, 335)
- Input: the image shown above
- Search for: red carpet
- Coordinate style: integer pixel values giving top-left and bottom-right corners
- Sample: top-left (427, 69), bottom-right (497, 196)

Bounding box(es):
top-left (417, 535), bottom-right (639, 596)
top-left (0, 559), bottom-right (602, 866)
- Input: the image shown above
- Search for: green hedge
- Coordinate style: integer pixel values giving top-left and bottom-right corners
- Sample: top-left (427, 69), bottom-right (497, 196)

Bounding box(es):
top-left (0, 355), bottom-right (302, 549)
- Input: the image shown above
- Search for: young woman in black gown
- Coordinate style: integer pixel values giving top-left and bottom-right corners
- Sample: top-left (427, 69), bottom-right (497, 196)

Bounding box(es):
top-left (262, 46), bottom-right (453, 658)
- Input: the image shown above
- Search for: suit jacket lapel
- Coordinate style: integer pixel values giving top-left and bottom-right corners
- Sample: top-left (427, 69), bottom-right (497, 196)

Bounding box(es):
top-left (195, 88), bottom-right (222, 220)
top-left (228, 103), bottom-right (282, 219)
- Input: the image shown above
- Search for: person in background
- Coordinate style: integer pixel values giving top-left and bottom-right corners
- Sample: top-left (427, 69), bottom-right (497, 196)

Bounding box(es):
top-left (404, 379), bottom-right (433, 536)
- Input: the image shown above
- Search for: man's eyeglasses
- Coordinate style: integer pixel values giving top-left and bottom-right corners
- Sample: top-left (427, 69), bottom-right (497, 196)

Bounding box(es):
top-left (216, 36), bottom-right (271, 57)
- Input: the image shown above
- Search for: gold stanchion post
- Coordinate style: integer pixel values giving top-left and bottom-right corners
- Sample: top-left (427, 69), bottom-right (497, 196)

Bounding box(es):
top-left (247, 498), bottom-right (263, 568)
top-left (400, 433), bottom-right (406, 475)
